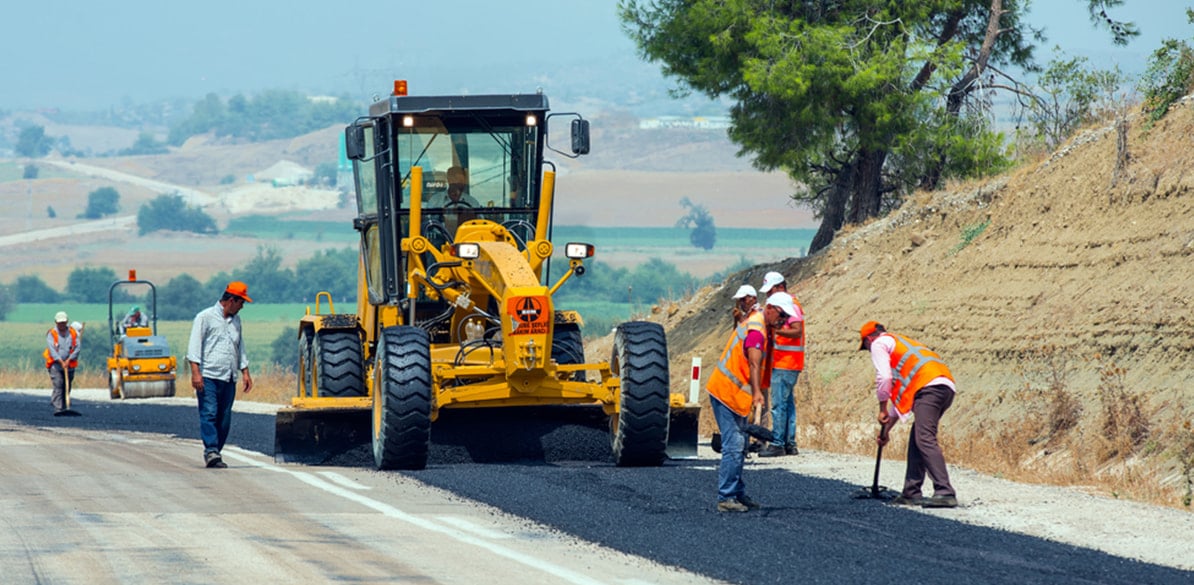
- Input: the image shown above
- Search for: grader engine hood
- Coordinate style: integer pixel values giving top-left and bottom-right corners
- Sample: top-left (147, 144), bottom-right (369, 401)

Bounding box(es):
top-left (462, 236), bottom-right (555, 382)
top-left (504, 293), bottom-right (551, 390)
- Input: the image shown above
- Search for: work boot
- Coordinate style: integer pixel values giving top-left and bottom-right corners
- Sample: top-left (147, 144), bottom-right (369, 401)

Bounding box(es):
top-left (758, 444), bottom-right (785, 457)
top-left (717, 499), bottom-right (749, 513)
top-left (922, 494), bottom-right (958, 508)
top-left (736, 494), bottom-right (763, 510)
top-left (204, 451), bottom-right (226, 469)
top-left (889, 494), bottom-right (924, 507)
top-left (785, 443), bottom-right (798, 455)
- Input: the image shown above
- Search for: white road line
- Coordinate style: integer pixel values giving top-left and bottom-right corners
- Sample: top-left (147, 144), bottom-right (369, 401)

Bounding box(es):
top-left (434, 516), bottom-right (513, 540)
top-left (220, 449), bottom-right (610, 585)
top-left (316, 471), bottom-right (371, 490)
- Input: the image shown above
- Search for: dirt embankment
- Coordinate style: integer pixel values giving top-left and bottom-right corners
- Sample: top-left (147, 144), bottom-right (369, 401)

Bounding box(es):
top-left (618, 99), bottom-right (1194, 506)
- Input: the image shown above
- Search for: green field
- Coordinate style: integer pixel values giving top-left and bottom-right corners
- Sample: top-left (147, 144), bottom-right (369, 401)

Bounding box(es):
top-left (5, 303), bottom-right (310, 375)
top-left (4, 300), bottom-right (641, 374)
top-left (223, 215), bottom-right (357, 243)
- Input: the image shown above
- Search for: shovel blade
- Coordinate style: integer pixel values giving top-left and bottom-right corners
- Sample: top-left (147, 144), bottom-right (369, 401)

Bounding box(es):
top-left (742, 422), bottom-right (775, 444)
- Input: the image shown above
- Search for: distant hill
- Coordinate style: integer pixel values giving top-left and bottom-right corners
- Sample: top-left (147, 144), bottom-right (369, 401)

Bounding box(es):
top-left (0, 112), bottom-right (809, 288)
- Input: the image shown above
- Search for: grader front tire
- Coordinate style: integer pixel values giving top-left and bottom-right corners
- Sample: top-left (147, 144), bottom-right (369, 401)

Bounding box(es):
top-left (610, 321), bottom-right (670, 467)
top-left (372, 326), bottom-right (432, 471)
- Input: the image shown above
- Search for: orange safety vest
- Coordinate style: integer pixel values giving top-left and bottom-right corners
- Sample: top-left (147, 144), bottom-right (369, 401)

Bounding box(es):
top-left (884, 333), bottom-right (954, 415)
top-left (44, 327), bottom-right (79, 369)
top-left (707, 310), bottom-right (768, 417)
top-left (771, 294), bottom-right (805, 371)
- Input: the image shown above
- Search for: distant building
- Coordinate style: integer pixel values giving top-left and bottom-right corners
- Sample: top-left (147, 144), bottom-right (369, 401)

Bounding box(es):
top-left (639, 116), bottom-right (732, 130)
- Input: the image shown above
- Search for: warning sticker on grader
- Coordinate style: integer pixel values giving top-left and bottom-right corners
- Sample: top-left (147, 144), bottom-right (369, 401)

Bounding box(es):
top-left (507, 295), bottom-right (549, 336)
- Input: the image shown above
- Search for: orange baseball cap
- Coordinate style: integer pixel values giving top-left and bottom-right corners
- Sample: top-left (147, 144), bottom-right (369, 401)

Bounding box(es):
top-left (859, 320), bottom-right (882, 350)
top-left (225, 281), bottom-right (252, 302)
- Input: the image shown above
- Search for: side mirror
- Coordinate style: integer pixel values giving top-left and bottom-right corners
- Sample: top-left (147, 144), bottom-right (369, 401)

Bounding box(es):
top-left (345, 125), bottom-right (365, 160)
top-left (570, 119), bottom-right (590, 155)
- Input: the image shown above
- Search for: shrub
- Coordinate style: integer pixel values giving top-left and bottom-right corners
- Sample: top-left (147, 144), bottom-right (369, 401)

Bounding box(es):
top-left (270, 326), bottom-right (298, 373)
top-left (12, 275), bottom-right (60, 303)
top-left (136, 193), bottom-right (217, 235)
top-left (1138, 15), bottom-right (1194, 126)
top-left (81, 187), bottom-right (120, 219)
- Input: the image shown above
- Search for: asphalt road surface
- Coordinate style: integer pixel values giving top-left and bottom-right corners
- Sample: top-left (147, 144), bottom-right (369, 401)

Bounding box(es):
top-left (2, 389), bottom-right (1190, 585)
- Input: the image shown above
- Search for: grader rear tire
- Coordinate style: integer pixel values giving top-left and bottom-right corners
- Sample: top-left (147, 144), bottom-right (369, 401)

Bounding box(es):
top-left (297, 328), bottom-right (313, 397)
top-left (551, 322), bottom-right (585, 382)
top-left (610, 321), bottom-right (670, 467)
top-left (313, 329), bottom-right (364, 397)
top-left (372, 326), bottom-right (432, 470)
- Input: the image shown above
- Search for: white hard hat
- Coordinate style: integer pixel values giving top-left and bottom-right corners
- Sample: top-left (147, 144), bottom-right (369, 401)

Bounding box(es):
top-left (54, 311), bottom-right (68, 323)
top-left (765, 292), bottom-right (798, 318)
top-left (70, 321), bottom-right (83, 332)
top-left (732, 284), bottom-right (757, 299)
top-left (759, 271), bottom-right (785, 294)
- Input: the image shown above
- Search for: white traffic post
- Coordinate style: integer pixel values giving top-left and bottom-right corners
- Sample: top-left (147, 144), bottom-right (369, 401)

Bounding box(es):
top-left (689, 357), bottom-right (701, 404)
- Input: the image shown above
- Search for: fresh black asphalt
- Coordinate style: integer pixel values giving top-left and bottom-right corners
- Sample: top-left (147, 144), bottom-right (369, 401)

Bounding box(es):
top-left (3, 391), bottom-right (1189, 585)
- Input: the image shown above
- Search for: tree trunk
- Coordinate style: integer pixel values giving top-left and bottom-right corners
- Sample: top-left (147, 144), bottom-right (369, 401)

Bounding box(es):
top-left (923, 0), bottom-right (1005, 190)
top-left (849, 148), bottom-right (886, 224)
top-left (808, 164), bottom-right (854, 254)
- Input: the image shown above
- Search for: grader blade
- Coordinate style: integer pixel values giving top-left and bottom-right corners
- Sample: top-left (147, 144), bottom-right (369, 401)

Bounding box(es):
top-left (428, 405), bottom-right (613, 464)
top-left (274, 406), bottom-right (372, 465)
top-left (666, 405), bottom-right (701, 460)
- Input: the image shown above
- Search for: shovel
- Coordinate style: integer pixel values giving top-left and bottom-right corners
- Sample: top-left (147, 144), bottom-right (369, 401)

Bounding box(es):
top-left (58, 365), bottom-right (82, 417)
top-left (711, 403), bottom-right (774, 454)
top-left (853, 427), bottom-right (892, 499)
top-left (744, 403), bottom-right (775, 443)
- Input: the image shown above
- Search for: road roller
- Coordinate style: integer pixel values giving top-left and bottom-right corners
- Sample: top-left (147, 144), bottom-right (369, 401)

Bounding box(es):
top-left (106, 270), bottom-right (177, 399)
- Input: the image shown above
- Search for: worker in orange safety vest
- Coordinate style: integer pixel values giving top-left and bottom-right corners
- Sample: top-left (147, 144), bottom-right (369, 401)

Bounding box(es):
top-left (45, 311), bottom-right (81, 416)
top-left (860, 321), bottom-right (958, 508)
top-left (757, 272), bottom-right (804, 457)
top-left (707, 293), bottom-right (789, 512)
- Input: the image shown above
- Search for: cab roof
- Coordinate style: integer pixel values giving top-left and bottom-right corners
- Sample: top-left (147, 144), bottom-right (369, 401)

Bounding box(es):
top-left (369, 93), bottom-right (550, 117)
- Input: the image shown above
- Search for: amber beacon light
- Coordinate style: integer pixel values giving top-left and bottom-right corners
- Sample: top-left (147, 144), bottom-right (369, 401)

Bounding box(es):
top-left (393, 80), bottom-right (408, 96)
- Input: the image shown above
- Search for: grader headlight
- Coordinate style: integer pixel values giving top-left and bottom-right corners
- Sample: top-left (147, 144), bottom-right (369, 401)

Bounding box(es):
top-left (454, 242), bottom-right (480, 259)
top-left (564, 242), bottom-right (595, 259)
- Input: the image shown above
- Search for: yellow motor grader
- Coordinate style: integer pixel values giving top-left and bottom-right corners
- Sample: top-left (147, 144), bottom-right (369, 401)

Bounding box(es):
top-left (274, 81), bottom-right (698, 469)
top-left (106, 270), bottom-right (177, 399)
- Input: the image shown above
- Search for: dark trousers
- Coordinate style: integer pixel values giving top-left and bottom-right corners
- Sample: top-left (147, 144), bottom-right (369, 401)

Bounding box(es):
top-left (904, 384), bottom-right (955, 498)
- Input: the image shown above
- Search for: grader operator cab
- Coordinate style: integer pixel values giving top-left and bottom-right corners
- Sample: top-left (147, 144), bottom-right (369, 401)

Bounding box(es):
top-left (274, 82), bottom-right (699, 469)
top-left (106, 270), bottom-right (177, 399)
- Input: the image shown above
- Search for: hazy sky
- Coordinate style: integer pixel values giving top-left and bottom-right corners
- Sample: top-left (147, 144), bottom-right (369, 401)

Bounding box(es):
top-left (2, 1), bottom-right (1190, 110)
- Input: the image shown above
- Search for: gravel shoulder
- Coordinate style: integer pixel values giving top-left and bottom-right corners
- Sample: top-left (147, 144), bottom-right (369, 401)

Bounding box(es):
top-left (752, 447), bottom-right (1194, 571)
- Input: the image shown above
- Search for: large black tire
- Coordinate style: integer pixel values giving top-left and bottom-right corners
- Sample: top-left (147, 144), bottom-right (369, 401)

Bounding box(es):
top-left (296, 328), bottom-right (313, 397)
top-left (551, 321), bottom-right (585, 382)
top-left (610, 321), bottom-right (670, 466)
top-left (313, 329), bottom-right (365, 397)
top-left (372, 326), bottom-right (432, 470)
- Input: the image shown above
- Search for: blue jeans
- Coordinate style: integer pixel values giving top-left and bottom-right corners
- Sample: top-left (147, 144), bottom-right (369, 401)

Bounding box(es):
top-left (197, 377), bottom-right (237, 454)
top-left (768, 369), bottom-right (800, 447)
top-left (710, 396), bottom-right (747, 501)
